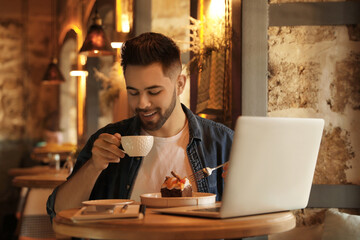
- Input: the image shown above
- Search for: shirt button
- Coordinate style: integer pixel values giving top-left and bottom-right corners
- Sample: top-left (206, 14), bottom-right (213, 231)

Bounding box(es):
top-left (126, 185), bottom-right (130, 190)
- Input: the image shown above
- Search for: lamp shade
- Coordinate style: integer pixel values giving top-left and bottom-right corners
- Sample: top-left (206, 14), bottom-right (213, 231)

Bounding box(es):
top-left (42, 58), bottom-right (65, 84)
top-left (79, 12), bottom-right (114, 57)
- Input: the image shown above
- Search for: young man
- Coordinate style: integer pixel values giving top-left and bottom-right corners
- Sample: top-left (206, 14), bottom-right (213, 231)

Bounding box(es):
top-left (47, 32), bottom-right (233, 219)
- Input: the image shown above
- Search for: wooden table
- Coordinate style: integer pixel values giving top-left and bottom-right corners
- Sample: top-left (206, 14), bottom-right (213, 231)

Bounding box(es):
top-left (53, 207), bottom-right (296, 239)
top-left (8, 166), bottom-right (61, 177)
top-left (12, 171), bottom-right (68, 188)
top-left (11, 170), bottom-right (69, 239)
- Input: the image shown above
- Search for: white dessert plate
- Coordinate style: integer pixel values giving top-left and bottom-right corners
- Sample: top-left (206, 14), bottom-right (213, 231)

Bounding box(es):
top-left (82, 199), bottom-right (134, 211)
top-left (140, 192), bottom-right (216, 208)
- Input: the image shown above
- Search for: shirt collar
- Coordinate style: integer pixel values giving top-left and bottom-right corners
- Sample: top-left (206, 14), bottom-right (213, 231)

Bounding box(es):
top-left (181, 104), bottom-right (202, 141)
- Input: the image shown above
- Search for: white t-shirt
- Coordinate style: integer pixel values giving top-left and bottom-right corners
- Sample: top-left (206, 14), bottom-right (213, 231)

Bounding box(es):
top-left (130, 121), bottom-right (197, 201)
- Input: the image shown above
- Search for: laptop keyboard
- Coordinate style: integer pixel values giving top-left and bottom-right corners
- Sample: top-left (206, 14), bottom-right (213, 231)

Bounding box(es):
top-left (191, 207), bottom-right (221, 212)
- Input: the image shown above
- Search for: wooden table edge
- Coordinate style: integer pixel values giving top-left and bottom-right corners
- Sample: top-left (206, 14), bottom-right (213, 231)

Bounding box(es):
top-left (53, 208), bottom-right (296, 239)
top-left (12, 173), bottom-right (67, 188)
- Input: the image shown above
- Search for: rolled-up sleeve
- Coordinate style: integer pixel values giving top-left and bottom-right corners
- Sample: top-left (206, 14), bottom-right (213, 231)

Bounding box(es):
top-left (46, 119), bottom-right (138, 221)
top-left (45, 131), bottom-right (99, 221)
top-left (46, 186), bottom-right (59, 221)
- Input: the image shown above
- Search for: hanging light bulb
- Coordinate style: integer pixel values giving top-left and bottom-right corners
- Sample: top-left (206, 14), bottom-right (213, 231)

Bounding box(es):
top-left (79, 10), bottom-right (114, 57)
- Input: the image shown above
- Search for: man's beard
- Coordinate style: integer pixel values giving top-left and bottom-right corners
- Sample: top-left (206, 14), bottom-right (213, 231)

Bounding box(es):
top-left (137, 88), bottom-right (177, 131)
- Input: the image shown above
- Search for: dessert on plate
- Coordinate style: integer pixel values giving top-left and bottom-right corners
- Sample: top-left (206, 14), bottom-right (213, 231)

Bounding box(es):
top-left (160, 171), bottom-right (192, 197)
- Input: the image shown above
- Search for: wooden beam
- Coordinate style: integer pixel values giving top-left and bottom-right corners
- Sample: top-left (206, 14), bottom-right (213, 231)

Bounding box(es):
top-left (190, 0), bottom-right (198, 113)
top-left (85, 57), bottom-right (100, 141)
top-left (231, 0), bottom-right (241, 128)
top-left (269, 2), bottom-right (360, 26)
top-left (308, 184), bottom-right (360, 209)
top-left (242, 0), bottom-right (268, 116)
top-left (134, 0), bottom-right (151, 34)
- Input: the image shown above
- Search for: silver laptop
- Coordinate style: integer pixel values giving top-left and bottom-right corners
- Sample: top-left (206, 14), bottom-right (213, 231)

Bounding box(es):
top-left (155, 116), bottom-right (325, 218)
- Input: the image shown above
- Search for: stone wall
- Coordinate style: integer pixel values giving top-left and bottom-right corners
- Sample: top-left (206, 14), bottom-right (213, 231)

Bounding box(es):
top-left (0, 21), bottom-right (28, 232)
top-left (268, 25), bottom-right (360, 185)
top-left (0, 0), bottom-right (56, 236)
top-left (151, 0), bottom-right (190, 49)
top-left (151, 0), bottom-right (191, 107)
top-left (267, 1), bottom-right (360, 239)
top-left (0, 20), bottom-right (26, 141)
top-left (0, 0), bottom-right (59, 142)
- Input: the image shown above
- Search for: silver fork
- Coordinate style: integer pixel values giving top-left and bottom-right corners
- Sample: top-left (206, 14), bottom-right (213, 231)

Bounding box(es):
top-left (188, 162), bottom-right (227, 182)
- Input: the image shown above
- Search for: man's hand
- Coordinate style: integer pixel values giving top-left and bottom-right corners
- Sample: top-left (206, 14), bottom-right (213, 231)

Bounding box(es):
top-left (54, 133), bottom-right (125, 213)
top-left (221, 162), bottom-right (229, 181)
top-left (90, 133), bottom-right (125, 171)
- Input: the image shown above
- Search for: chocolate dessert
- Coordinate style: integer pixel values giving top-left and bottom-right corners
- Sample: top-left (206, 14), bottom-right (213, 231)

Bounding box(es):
top-left (160, 171), bottom-right (192, 197)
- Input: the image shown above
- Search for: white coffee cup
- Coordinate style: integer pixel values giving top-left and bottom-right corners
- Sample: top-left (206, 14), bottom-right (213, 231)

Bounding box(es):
top-left (121, 136), bottom-right (154, 157)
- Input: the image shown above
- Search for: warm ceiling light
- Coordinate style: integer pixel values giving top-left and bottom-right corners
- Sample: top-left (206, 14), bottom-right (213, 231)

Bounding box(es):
top-left (42, 58), bottom-right (65, 84)
top-left (209, 0), bottom-right (225, 19)
top-left (79, 10), bottom-right (114, 57)
top-left (121, 14), bottom-right (130, 33)
top-left (111, 0), bottom-right (133, 48)
top-left (79, 55), bottom-right (87, 66)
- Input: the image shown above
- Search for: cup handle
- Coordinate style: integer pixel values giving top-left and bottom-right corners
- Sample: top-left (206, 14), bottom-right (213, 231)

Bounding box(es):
top-left (120, 149), bottom-right (128, 156)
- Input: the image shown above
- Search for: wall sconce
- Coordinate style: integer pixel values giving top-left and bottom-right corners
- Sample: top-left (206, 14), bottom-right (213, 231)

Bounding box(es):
top-left (79, 10), bottom-right (114, 57)
top-left (194, 0), bottom-right (232, 124)
top-left (207, 0), bottom-right (226, 41)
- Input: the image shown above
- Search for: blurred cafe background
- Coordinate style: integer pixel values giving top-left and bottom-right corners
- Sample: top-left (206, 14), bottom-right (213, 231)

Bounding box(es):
top-left (0, 0), bottom-right (359, 239)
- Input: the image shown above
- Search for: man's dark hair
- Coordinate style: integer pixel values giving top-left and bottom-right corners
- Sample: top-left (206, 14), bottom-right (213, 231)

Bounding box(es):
top-left (121, 32), bottom-right (181, 77)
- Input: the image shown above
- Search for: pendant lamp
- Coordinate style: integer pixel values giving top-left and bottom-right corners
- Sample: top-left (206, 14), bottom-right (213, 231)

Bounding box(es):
top-left (42, 58), bottom-right (65, 84)
top-left (79, 10), bottom-right (114, 57)
top-left (42, 0), bottom-right (65, 84)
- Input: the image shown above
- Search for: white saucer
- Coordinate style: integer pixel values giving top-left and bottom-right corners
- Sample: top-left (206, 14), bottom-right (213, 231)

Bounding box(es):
top-left (82, 199), bottom-right (134, 211)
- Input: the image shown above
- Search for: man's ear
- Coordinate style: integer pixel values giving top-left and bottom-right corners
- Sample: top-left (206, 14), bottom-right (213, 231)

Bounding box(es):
top-left (176, 74), bottom-right (186, 95)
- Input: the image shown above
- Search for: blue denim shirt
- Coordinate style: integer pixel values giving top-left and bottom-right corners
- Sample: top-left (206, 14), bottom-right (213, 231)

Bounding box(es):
top-left (47, 105), bottom-right (233, 219)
